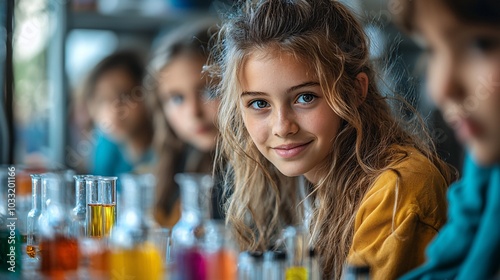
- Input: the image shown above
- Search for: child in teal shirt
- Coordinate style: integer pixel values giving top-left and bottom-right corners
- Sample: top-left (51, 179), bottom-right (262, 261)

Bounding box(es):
top-left (396, 0), bottom-right (500, 279)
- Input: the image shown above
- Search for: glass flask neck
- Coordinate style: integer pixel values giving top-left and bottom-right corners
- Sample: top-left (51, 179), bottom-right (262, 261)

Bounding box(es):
top-left (73, 175), bottom-right (87, 214)
top-left (120, 174), bottom-right (155, 217)
top-left (39, 174), bottom-right (72, 237)
top-left (31, 174), bottom-right (42, 211)
top-left (112, 173), bottom-right (157, 248)
top-left (176, 173), bottom-right (212, 221)
top-left (41, 175), bottom-right (49, 212)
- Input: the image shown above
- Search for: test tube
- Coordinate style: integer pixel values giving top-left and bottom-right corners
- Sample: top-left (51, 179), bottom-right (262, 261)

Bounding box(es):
top-left (238, 251), bottom-right (263, 280)
top-left (283, 225), bottom-right (310, 280)
top-left (204, 221), bottom-right (238, 280)
top-left (263, 251), bottom-right (287, 280)
top-left (99, 176), bottom-right (117, 237)
top-left (71, 175), bottom-right (87, 238)
top-left (86, 176), bottom-right (102, 238)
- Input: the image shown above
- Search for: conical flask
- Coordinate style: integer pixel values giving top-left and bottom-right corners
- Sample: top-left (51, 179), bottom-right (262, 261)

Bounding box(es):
top-left (109, 173), bottom-right (162, 280)
top-left (171, 173), bottom-right (213, 280)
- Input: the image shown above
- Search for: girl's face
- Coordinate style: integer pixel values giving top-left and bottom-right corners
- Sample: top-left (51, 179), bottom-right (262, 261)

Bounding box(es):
top-left (415, 0), bottom-right (500, 165)
top-left (92, 68), bottom-right (148, 142)
top-left (240, 50), bottom-right (341, 183)
top-left (158, 55), bottom-right (219, 152)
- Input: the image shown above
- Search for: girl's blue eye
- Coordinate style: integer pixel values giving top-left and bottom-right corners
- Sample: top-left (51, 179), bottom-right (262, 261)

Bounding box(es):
top-left (250, 100), bottom-right (269, 109)
top-left (170, 94), bottom-right (184, 105)
top-left (297, 93), bottom-right (315, 104)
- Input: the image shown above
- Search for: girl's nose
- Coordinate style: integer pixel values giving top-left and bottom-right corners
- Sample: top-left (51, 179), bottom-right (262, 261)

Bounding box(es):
top-left (188, 97), bottom-right (204, 118)
top-left (272, 106), bottom-right (299, 138)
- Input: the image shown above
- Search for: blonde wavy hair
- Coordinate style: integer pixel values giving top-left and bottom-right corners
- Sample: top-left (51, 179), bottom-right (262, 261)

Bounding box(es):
top-left (207, 0), bottom-right (455, 278)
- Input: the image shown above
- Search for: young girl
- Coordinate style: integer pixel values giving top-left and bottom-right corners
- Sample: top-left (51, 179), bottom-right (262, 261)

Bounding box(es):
top-left (83, 51), bottom-right (155, 177)
top-left (395, 0), bottom-right (500, 279)
top-left (145, 18), bottom-right (222, 227)
top-left (208, 0), bottom-right (455, 279)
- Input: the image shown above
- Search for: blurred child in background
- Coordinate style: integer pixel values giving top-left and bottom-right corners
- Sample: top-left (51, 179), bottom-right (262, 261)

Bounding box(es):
top-left (83, 51), bottom-right (155, 178)
top-left (208, 0), bottom-right (455, 278)
top-left (395, 0), bottom-right (500, 279)
top-left (145, 18), bottom-right (222, 227)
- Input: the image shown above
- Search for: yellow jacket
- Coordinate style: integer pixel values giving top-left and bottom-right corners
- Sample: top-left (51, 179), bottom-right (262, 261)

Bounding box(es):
top-left (347, 147), bottom-right (449, 279)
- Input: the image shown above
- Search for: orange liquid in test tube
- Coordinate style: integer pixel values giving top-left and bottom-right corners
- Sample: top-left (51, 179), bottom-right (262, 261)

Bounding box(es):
top-left (207, 249), bottom-right (238, 280)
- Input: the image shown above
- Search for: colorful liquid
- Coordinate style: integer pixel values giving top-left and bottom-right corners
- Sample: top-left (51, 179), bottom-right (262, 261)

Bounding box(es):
top-left (206, 249), bottom-right (237, 280)
top-left (87, 203), bottom-right (103, 238)
top-left (90, 246), bottom-right (110, 270)
top-left (87, 204), bottom-right (116, 238)
top-left (102, 203), bottom-right (116, 236)
top-left (286, 266), bottom-right (308, 280)
top-left (26, 233), bottom-right (39, 258)
top-left (78, 237), bottom-right (110, 279)
top-left (110, 242), bottom-right (163, 280)
top-left (26, 245), bottom-right (37, 258)
top-left (39, 235), bottom-right (79, 279)
top-left (87, 245), bottom-right (110, 279)
top-left (175, 247), bottom-right (207, 280)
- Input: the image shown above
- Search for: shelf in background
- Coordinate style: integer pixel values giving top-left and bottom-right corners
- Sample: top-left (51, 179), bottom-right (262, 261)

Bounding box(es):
top-left (67, 10), bottom-right (209, 33)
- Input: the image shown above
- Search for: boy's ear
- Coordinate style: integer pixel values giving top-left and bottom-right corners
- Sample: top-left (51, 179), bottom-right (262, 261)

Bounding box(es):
top-left (355, 72), bottom-right (369, 106)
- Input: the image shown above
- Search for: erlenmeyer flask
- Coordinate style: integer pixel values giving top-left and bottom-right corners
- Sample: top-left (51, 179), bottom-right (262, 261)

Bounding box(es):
top-left (109, 173), bottom-right (162, 280)
top-left (38, 173), bottom-right (79, 279)
top-left (171, 173), bottom-right (213, 280)
top-left (26, 174), bottom-right (43, 259)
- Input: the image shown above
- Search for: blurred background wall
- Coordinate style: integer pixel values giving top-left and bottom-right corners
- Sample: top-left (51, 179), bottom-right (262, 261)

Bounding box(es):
top-left (0, 0), bottom-right (464, 173)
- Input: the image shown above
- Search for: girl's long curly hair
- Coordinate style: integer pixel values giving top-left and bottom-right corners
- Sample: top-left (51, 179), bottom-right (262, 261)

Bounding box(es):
top-left (207, 0), bottom-right (455, 278)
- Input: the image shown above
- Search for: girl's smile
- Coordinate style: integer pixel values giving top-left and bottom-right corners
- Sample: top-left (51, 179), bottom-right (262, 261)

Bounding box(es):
top-left (272, 141), bottom-right (314, 159)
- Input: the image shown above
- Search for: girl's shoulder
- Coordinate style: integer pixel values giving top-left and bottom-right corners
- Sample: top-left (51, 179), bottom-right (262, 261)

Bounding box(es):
top-left (361, 145), bottom-right (449, 228)
top-left (374, 145), bottom-right (446, 181)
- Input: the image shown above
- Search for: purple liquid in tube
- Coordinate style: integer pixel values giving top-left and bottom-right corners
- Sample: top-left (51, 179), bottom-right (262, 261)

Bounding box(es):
top-left (177, 247), bottom-right (207, 280)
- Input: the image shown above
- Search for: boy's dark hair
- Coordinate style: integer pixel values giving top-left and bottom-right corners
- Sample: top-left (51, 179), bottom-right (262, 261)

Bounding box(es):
top-left (84, 51), bottom-right (144, 100)
top-left (396, 0), bottom-right (500, 33)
